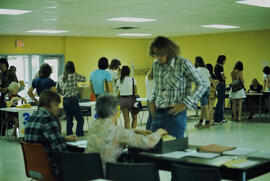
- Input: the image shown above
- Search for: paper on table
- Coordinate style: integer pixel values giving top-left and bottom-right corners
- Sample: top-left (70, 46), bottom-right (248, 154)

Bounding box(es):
top-left (248, 151), bottom-right (270, 159)
top-left (67, 140), bottom-right (87, 148)
top-left (223, 147), bottom-right (257, 156)
top-left (232, 160), bottom-right (259, 168)
top-left (188, 152), bottom-right (220, 159)
top-left (160, 151), bottom-right (190, 159)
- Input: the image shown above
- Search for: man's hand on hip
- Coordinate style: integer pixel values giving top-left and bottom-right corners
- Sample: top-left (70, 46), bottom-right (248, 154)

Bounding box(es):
top-left (168, 103), bottom-right (186, 116)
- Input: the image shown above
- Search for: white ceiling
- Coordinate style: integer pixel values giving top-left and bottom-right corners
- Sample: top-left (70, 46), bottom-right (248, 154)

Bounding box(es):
top-left (0, 0), bottom-right (270, 38)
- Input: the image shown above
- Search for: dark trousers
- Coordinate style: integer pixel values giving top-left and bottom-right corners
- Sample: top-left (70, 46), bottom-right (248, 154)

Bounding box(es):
top-left (63, 97), bottom-right (84, 137)
top-left (146, 101), bottom-right (152, 130)
top-left (214, 82), bottom-right (226, 122)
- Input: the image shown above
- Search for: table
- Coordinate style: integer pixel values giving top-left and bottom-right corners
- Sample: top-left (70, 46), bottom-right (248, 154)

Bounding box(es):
top-left (131, 149), bottom-right (270, 181)
top-left (0, 106), bottom-right (37, 137)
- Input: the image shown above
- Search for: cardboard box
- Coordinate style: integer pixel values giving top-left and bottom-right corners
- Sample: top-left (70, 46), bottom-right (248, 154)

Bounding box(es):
top-left (129, 137), bottom-right (188, 154)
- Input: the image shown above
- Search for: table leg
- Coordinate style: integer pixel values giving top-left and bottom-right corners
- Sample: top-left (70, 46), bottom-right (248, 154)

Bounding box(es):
top-left (259, 96), bottom-right (262, 120)
top-left (241, 171), bottom-right (246, 181)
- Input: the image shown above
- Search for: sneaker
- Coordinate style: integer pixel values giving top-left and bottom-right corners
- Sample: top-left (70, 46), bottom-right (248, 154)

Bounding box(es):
top-left (221, 120), bottom-right (227, 123)
top-left (195, 122), bottom-right (203, 129)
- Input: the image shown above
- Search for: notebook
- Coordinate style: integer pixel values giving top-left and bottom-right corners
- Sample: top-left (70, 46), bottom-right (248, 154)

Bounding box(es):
top-left (198, 144), bottom-right (236, 153)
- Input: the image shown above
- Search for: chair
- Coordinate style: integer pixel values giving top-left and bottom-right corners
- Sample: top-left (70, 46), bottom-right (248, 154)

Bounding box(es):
top-left (20, 141), bottom-right (58, 181)
top-left (171, 164), bottom-right (221, 181)
top-left (106, 162), bottom-right (160, 181)
top-left (58, 152), bottom-right (104, 181)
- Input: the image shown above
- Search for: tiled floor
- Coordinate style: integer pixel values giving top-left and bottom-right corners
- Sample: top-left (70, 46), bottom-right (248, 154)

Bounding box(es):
top-left (0, 110), bottom-right (270, 181)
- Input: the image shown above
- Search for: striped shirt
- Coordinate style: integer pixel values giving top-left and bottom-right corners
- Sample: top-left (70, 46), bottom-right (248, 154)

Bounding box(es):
top-left (56, 73), bottom-right (86, 98)
top-left (24, 107), bottom-right (67, 177)
top-left (150, 56), bottom-right (207, 109)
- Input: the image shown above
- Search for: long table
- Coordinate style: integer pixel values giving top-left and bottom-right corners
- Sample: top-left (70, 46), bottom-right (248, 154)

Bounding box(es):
top-left (131, 149), bottom-right (270, 181)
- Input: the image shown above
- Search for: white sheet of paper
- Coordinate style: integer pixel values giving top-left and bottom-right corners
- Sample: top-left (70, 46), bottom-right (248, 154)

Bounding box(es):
top-left (248, 151), bottom-right (270, 159)
top-left (160, 151), bottom-right (190, 159)
top-left (67, 140), bottom-right (87, 148)
top-left (189, 152), bottom-right (220, 159)
top-left (232, 160), bottom-right (259, 168)
top-left (223, 147), bottom-right (257, 156)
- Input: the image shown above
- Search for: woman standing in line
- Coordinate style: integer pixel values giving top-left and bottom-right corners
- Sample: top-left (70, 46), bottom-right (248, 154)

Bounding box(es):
top-left (116, 66), bottom-right (138, 129)
top-left (229, 61), bottom-right (246, 122)
top-left (263, 66), bottom-right (270, 92)
top-left (57, 61), bottom-right (86, 137)
top-left (206, 63), bottom-right (217, 126)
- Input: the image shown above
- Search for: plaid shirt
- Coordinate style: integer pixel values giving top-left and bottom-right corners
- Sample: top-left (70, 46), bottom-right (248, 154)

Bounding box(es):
top-left (24, 107), bottom-right (67, 177)
top-left (56, 73), bottom-right (86, 98)
top-left (150, 56), bottom-right (207, 109)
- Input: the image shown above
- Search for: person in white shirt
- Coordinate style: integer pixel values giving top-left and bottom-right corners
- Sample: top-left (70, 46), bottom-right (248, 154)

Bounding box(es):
top-left (107, 59), bottom-right (121, 96)
top-left (145, 67), bottom-right (155, 130)
top-left (116, 66), bottom-right (138, 129)
top-left (194, 57), bottom-right (211, 128)
top-left (263, 66), bottom-right (270, 92)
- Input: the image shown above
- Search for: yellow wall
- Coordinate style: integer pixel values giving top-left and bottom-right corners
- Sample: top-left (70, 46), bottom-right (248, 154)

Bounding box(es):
top-left (1, 30), bottom-right (270, 98)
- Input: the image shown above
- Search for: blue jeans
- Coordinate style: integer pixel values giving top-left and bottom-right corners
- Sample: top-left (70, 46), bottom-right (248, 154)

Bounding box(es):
top-left (214, 82), bottom-right (226, 122)
top-left (63, 97), bottom-right (84, 136)
top-left (150, 109), bottom-right (187, 138)
top-left (146, 101), bottom-right (152, 130)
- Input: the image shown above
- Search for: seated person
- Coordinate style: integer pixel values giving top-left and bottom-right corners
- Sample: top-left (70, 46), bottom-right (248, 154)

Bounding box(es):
top-left (85, 94), bottom-right (167, 168)
top-left (5, 81), bottom-right (27, 136)
top-left (24, 90), bottom-right (77, 178)
top-left (248, 78), bottom-right (263, 93)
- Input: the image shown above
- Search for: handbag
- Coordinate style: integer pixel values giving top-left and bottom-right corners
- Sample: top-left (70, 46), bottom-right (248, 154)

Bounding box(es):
top-left (131, 78), bottom-right (142, 114)
top-left (231, 81), bottom-right (244, 92)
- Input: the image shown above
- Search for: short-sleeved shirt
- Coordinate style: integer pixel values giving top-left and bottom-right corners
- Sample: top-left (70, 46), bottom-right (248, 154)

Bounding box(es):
top-left (116, 77), bottom-right (136, 96)
top-left (32, 77), bottom-right (56, 96)
top-left (214, 64), bottom-right (225, 83)
top-left (145, 76), bottom-right (155, 101)
top-left (197, 67), bottom-right (211, 88)
top-left (90, 69), bottom-right (112, 95)
top-left (4, 93), bottom-right (21, 107)
top-left (107, 69), bottom-right (119, 96)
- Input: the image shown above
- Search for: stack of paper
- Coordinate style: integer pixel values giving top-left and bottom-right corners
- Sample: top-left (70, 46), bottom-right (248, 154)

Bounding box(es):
top-left (198, 144), bottom-right (235, 153)
top-left (247, 151), bottom-right (270, 159)
top-left (160, 151), bottom-right (220, 159)
top-left (222, 158), bottom-right (259, 168)
top-left (223, 147), bottom-right (257, 156)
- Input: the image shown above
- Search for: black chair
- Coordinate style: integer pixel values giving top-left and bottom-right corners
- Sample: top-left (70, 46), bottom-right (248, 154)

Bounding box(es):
top-left (171, 164), bottom-right (221, 181)
top-left (106, 162), bottom-right (160, 181)
top-left (58, 152), bottom-right (104, 181)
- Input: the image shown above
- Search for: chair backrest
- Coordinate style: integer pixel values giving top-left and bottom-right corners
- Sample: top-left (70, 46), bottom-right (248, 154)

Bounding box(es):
top-left (20, 141), bottom-right (57, 181)
top-left (171, 164), bottom-right (221, 181)
top-left (58, 152), bottom-right (104, 181)
top-left (106, 162), bottom-right (160, 181)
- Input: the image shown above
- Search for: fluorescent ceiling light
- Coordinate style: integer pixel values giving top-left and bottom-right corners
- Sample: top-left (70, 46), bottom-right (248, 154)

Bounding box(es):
top-left (201, 24), bottom-right (240, 29)
top-left (117, 33), bottom-right (152, 37)
top-left (0, 8), bottom-right (31, 15)
top-left (27, 30), bottom-right (68, 33)
top-left (107, 17), bottom-right (156, 22)
top-left (236, 0), bottom-right (270, 7)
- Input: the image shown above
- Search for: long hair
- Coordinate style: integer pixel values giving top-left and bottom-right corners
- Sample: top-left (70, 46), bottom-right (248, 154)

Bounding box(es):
top-left (234, 61), bottom-right (243, 71)
top-left (63, 61), bottom-right (75, 82)
top-left (206, 63), bottom-right (216, 79)
top-left (195, 56), bottom-right (205, 68)
top-left (149, 36), bottom-right (180, 61)
top-left (120, 66), bottom-right (130, 83)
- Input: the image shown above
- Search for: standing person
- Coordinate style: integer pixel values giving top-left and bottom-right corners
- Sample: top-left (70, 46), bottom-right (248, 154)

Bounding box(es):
top-left (145, 67), bottom-right (155, 130)
top-left (116, 66), bottom-right (138, 129)
top-left (24, 90), bottom-right (77, 179)
top-left (206, 63), bottom-right (217, 126)
top-left (28, 63), bottom-right (56, 105)
top-left (90, 57), bottom-right (112, 98)
top-left (229, 61), bottom-right (246, 122)
top-left (107, 58), bottom-right (121, 96)
top-left (57, 61), bottom-right (86, 137)
top-left (0, 58), bottom-right (18, 106)
top-left (149, 36), bottom-right (207, 138)
top-left (194, 57), bottom-right (211, 129)
top-left (263, 66), bottom-right (270, 92)
top-left (214, 55), bottom-right (227, 124)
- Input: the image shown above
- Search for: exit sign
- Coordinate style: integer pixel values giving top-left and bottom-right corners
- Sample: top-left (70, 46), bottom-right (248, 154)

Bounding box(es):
top-left (15, 40), bottom-right (24, 47)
